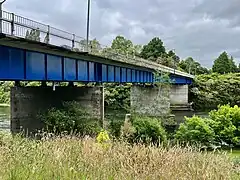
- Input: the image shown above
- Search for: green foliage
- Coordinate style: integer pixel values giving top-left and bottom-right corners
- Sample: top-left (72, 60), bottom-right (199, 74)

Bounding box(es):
top-left (41, 101), bottom-right (102, 136)
top-left (179, 57), bottom-right (209, 75)
top-left (0, 82), bottom-right (13, 104)
top-left (209, 105), bottom-right (240, 145)
top-left (175, 116), bottom-right (215, 145)
top-left (191, 73), bottom-right (240, 110)
top-left (212, 51), bottom-right (237, 74)
top-left (104, 83), bottom-right (131, 111)
top-left (130, 116), bottom-right (167, 145)
top-left (140, 37), bottom-right (166, 60)
top-left (111, 35), bottom-right (135, 56)
top-left (175, 105), bottom-right (240, 147)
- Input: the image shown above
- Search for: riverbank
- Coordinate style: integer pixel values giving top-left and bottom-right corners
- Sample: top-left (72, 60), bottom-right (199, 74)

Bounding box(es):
top-left (0, 133), bottom-right (235, 179)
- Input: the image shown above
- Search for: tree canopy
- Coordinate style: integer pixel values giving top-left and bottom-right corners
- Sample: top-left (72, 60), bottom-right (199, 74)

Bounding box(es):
top-left (212, 51), bottom-right (237, 74)
top-left (179, 57), bottom-right (209, 75)
top-left (140, 37), bottom-right (166, 60)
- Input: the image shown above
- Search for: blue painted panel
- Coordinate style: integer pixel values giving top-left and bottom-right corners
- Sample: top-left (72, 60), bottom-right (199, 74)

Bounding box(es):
top-left (95, 63), bottom-right (102, 82)
top-left (145, 72), bottom-right (148, 83)
top-left (127, 69), bottom-right (131, 82)
top-left (0, 46), bottom-right (24, 80)
top-left (140, 71), bottom-right (143, 83)
top-left (143, 72), bottom-right (147, 82)
top-left (102, 65), bottom-right (107, 82)
top-left (151, 73), bottom-right (154, 83)
top-left (136, 70), bottom-right (140, 82)
top-left (64, 58), bottom-right (76, 81)
top-left (47, 54), bottom-right (62, 81)
top-left (121, 68), bottom-right (126, 82)
top-left (26, 51), bottom-right (45, 80)
top-left (108, 65), bottom-right (114, 82)
top-left (0, 46), bottom-right (9, 79)
top-left (78, 60), bottom-right (88, 81)
top-left (171, 76), bottom-right (187, 84)
top-left (89, 62), bottom-right (95, 81)
top-left (115, 67), bottom-right (121, 82)
top-left (131, 69), bottom-right (136, 82)
top-left (148, 72), bottom-right (152, 83)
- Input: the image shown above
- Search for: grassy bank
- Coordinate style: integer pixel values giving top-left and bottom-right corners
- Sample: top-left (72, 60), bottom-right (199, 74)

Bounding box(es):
top-left (0, 133), bottom-right (236, 180)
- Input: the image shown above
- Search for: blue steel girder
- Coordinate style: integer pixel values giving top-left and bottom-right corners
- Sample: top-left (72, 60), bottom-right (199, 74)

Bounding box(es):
top-left (0, 35), bottom-right (193, 84)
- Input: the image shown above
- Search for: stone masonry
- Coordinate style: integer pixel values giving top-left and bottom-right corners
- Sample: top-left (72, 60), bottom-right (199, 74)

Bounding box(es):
top-left (130, 85), bottom-right (171, 117)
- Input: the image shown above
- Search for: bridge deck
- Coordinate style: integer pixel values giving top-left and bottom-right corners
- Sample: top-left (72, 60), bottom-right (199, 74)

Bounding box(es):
top-left (0, 10), bottom-right (194, 84)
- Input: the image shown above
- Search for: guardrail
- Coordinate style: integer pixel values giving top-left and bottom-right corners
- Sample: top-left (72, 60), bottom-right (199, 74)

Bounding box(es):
top-left (0, 10), bottom-right (194, 79)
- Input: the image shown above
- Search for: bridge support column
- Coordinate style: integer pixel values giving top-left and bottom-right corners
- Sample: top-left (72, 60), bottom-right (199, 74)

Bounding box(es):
top-left (170, 85), bottom-right (188, 105)
top-left (130, 85), bottom-right (170, 117)
top-left (10, 86), bottom-right (104, 135)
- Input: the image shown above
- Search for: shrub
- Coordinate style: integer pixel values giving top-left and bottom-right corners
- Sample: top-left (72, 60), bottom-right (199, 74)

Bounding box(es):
top-left (41, 101), bottom-right (102, 136)
top-left (175, 116), bottom-right (215, 146)
top-left (190, 73), bottom-right (240, 111)
top-left (209, 105), bottom-right (240, 145)
top-left (131, 116), bottom-right (167, 145)
top-left (104, 83), bottom-right (131, 111)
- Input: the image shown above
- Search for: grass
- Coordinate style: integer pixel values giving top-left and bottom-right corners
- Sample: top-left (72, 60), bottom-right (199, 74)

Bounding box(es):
top-left (0, 132), bottom-right (237, 180)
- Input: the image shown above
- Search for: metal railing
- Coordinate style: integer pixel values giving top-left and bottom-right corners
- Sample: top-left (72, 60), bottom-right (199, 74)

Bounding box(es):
top-left (0, 10), bottom-right (194, 78)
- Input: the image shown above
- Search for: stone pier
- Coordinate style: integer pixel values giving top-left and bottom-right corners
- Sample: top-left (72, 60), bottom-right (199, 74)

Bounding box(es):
top-left (170, 85), bottom-right (189, 105)
top-left (130, 85), bottom-right (170, 117)
top-left (10, 86), bottom-right (104, 134)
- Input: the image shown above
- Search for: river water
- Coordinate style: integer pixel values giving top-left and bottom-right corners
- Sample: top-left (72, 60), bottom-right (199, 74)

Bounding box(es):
top-left (0, 106), bottom-right (10, 131)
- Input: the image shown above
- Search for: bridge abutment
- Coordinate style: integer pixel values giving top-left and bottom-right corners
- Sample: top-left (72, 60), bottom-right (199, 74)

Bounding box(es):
top-left (130, 85), bottom-right (171, 117)
top-left (10, 86), bottom-right (104, 135)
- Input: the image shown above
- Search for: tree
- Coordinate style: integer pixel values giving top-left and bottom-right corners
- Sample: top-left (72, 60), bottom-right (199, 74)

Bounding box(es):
top-left (229, 56), bottom-right (238, 73)
top-left (212, 51), bottom-right (237, 74)
top-left (111, 35), bottom-right (135, 56)
top-left (157, 56), bottom-right (177, 69)
top-left (179, 57), bottom-right (209, 75)
top-left (167, 50), bottom-right (180, 65)
top-left (140, 37), bottom-right (166, 60)
top-left (89, 38), bottom-right (102, 54)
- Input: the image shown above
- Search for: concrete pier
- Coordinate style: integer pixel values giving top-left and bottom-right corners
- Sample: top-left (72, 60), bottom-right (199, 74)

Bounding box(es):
top-left (10, 86), bottom-right (104, 134)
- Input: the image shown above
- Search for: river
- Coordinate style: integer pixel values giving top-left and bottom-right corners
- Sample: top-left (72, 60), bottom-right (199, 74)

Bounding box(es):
top-left (0, 106), bottom-right (10, 131)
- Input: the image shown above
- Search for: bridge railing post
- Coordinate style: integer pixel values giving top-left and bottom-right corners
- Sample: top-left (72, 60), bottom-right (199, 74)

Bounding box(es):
top-left (71, 34), bottom-right (75, 51)
top-left (0, 2), bottom-right (3, 34)
top-left (11, 13), bottom-right (14, 36)
top-left (47, 25), bottom-right (50, 44)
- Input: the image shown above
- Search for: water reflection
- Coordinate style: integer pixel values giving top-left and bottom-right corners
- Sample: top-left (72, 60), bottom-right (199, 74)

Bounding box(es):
top-left (0, 106), bottom-right (10, 131)
top-left (172, 110), bottom-right (209, 124)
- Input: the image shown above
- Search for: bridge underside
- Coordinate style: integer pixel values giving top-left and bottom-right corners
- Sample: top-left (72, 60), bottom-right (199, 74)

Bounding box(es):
top-left (0, 35), bottom-right (193, 85)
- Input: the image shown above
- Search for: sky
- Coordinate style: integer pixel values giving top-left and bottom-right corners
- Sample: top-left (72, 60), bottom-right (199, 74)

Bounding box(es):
top-left (3, 0), bottom-right (240, 68)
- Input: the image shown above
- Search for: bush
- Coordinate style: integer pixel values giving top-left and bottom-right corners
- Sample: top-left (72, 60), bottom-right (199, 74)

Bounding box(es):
top-left (175, 105), bottom-right (240, 148)
top-left (190, 73), bottom-right (240, 111)
top-left (104, 83), bottom-right (131, 111)
top-left (41, 101), bottom-right (102, 136)
top-left (209, 105), bottom-right (240, 145)
top-left (0, 81), bottom-right (13, 104)
top-left (130, 116), bottom-right (167, 145)
top-left (175, 116), bottom-right (215, 146)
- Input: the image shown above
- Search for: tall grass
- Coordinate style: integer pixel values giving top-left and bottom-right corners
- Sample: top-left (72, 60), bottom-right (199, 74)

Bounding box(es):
top-left (0, 133), bottom-right (236, 180)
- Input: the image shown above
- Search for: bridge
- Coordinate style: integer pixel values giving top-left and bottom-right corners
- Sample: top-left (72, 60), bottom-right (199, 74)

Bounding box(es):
top-left (0, 10), bottom-right (194, 134)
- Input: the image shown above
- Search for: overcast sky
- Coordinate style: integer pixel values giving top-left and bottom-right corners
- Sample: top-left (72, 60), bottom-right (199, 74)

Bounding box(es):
top-left (3, 0), bottom-right (240, 68)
